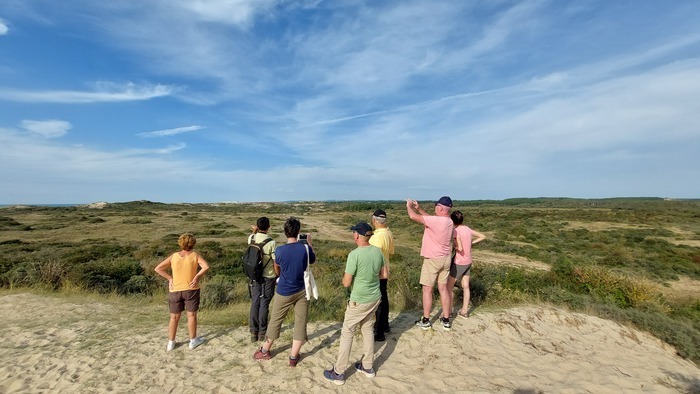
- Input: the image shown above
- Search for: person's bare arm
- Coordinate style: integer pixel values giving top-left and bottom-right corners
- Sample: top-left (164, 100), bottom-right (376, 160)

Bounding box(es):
top-left (154, 255), bottom-right (173, 289)
top-left (342, 273), bottom-right (353, 288)
top-left (472, 230), bottom-right (486, 245)
top-left (273, 261), bottom-right (281, 277)
top-left (455, 233), bottom-right (463, 252)
top-left (379, 263), bottom-right (389, 280)
top-left (406, 199), bottom-right (425, 225)
top-left (189, 253), bottom-right (210, 288)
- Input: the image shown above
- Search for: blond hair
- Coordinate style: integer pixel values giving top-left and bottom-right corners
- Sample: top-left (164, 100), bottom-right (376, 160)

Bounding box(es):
top-left (178, 233), bottom-right (196, 251)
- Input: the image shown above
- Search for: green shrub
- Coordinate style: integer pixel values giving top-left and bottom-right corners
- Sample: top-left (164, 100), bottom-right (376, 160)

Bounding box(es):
top-left (123, 275), bottom-right (157, 294)
top-left (69, 257), bottom-right (143, 293)
top-left (0, 216), bottom-right (32, 231)
top-left (4, 261), bottom-right (39, 288)
top-left (63, 242), bottom-right (136, 266)
top-left (571, 265), bottom-right (662, 308)
top-left (200, 275), bottom-right (240, 308)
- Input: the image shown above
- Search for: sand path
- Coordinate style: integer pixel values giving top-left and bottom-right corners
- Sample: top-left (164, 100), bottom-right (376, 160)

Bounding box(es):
top-left (1, 293), bottom-right (698, 393)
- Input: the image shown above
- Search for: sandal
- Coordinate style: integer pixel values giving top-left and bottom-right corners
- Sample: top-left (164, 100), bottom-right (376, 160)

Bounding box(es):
top-left (457, 310), bottom-right (469, 319)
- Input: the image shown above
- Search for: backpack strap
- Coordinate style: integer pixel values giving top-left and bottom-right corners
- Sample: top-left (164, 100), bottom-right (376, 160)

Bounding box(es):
top-left (258, 237), bottom-right (273, 268)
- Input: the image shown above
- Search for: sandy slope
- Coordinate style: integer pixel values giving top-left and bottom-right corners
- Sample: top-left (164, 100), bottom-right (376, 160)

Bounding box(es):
top-left (1, 293), bottom-right (698, 393)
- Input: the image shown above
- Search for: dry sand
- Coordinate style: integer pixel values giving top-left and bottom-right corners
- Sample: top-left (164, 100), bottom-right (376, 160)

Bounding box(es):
top-left (1, 293), bottom-right (698, 393)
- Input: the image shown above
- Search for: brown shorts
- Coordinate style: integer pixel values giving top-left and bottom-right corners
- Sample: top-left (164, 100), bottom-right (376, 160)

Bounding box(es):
top-left (419, 256), bottom-right (452, 286)
top-left (169, 289), bottom-right (200, 313)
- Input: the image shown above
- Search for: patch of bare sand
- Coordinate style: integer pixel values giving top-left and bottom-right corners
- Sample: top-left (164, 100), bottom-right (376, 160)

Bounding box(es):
top-left (662, 276), bottom-right (700, 301)
top-left (476, 250), bottom-right (551, 271)
top-left (1, 293), bottom-right (698, 393)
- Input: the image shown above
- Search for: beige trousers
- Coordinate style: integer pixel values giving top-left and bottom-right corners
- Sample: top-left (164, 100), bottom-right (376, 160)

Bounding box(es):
top-left (334, 298), bottom-right (381, 374)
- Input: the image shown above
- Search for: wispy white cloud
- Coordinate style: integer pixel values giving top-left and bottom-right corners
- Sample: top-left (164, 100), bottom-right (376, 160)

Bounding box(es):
top-left (0, 82), bottom-right (173, 103)
top-left (178, 0), bottom-right (279, 27)
top-left (123, 143), bottom-right (188, 155)
top-left (137, 125), bottom-right (205, 138)
top-left (0, 18), bottom-right (8, 35)
top-left (1, 1), bottom-right (699, 203)
top-left (20, 119), bottom-right (71, 138)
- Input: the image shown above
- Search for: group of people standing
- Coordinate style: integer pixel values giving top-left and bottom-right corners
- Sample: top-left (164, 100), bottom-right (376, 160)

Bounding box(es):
top-left (153, 196), bottom-right (485, 386)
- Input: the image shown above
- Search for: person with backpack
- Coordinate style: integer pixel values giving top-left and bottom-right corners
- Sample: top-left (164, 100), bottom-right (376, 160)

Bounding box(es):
top-left (253, 217), bottom-right (315, 367)
top-left (245, 217), bottom-right (277, 343)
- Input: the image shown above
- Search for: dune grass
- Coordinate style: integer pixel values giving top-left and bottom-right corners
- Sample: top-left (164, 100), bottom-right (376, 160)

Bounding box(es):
top-left (1, 198), bottom-right (699, 363)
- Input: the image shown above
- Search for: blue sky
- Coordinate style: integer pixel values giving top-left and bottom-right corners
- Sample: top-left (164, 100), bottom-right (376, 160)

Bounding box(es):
top-left (1, 1), bottom-right (699, 204)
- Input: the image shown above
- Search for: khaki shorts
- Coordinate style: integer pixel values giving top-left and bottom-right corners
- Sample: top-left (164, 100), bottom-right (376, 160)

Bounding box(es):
top-left (169, 289), bottom-right (200, 313)
top-left (419, 256), bottom-right (452, 286)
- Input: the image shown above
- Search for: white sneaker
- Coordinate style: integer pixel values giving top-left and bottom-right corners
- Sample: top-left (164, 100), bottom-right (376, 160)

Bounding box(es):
top-left (189, 337), bottom-right (205, 350)
top-left (166, 340), bottom-right (176, 352)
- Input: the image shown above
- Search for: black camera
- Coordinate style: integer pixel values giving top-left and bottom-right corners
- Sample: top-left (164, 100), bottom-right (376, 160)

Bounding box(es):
top-left (297, 233), bottom-right (309, 244)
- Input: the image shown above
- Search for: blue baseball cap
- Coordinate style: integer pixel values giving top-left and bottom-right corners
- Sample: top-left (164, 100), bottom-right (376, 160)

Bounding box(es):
top-left (434, 196), bottom-right (453, 207)
top-left (350, 221), bottom-right (373, 236)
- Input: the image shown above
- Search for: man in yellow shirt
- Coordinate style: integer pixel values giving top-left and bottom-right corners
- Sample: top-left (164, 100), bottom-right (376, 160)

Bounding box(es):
top-left (369, 209), bottom-right (394, 342)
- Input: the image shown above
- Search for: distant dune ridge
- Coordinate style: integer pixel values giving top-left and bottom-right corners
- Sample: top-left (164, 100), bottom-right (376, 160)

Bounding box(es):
top-left (83, 201), bottom-right (109, 209)
top-left (1, 293), bottom-right (698, 393)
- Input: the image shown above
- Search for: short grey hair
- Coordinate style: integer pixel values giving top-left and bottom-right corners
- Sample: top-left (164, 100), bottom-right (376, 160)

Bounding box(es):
top-left (372, 215), bottom-right (387, 224)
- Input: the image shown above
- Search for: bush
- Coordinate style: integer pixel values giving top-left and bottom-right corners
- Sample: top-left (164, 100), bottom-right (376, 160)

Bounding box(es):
top-left (4, 261), bottom-right (39, 288)
top-left (38, 259), bottom-right (67, 290)
top-left (200, 275), bottom-right (241, 308)
top-left (570, 265), bottom-right (662, 308)
top-left (69, 258), bottom-right (143, 294)
top-left (123, 275), bottom-right (157, 294)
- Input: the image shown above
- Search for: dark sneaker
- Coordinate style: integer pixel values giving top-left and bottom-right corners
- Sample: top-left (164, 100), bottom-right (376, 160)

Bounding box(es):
top-left (440, 317), bottom-right (452, 331)
top-left (253, 347), bottom-right (271, 360)
top-left (323, 368), bottom-right (345, 385)
top-left (354, 361), bottom-right (376, 378)
top-left (374, 334), bottom-right (386, 342)
top-left (415, 316), bottom-right (431, 330)
top-left (250, 332), bottom-right (258, 343)
top-left (289, 355), bottom-right (301, 367)
top-left (258, 332), bottom-right (266, 342)
top-left (384, 326), bottom-right (391, 334)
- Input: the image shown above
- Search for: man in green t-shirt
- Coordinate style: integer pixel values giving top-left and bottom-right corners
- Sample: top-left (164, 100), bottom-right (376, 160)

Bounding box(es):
top-left (323, 222), bottom-right (387, 386)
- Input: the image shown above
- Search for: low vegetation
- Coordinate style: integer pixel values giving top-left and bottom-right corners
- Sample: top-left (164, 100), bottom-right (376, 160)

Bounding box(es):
top-left (0, 198), bottom-right (698, 362)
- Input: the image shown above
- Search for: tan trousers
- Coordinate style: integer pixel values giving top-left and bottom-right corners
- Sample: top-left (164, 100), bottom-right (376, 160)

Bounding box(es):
top-left (334, 298), bottom-right (381, 374)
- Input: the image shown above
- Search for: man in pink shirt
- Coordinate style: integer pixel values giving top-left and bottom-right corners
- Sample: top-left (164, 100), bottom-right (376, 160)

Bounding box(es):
top-left (406, 196), bottom-right (454, 331)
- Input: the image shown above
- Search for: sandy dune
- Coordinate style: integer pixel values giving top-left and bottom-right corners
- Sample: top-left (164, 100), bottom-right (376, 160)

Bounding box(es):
top-left (1, 293), bottom-right (698, 393)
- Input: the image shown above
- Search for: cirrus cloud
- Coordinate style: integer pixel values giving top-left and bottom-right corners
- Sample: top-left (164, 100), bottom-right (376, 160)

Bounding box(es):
top-left (20, 119), bottom-right (72, 138)
top-left (137, 125), bottom-right (205, 138)
top-left (0, 82), bottom-right (173, 103)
